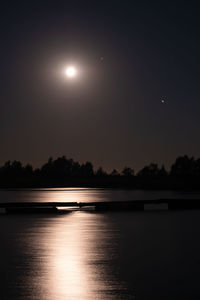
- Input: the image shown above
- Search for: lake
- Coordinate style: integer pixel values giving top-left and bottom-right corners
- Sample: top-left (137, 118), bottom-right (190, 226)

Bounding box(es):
top-left (0, 188), bottom-right (200, 299)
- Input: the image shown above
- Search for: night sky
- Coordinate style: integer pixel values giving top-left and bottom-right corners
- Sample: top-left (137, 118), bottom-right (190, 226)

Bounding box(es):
top-left (0, 1), bottom-right (200, 172)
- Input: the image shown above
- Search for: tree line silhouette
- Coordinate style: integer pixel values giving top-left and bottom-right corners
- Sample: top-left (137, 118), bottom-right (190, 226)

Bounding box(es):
top-left (0, 155), bottom-right (200, 188)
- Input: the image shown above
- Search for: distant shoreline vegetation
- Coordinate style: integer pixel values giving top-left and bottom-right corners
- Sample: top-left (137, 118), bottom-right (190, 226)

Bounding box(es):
top-left (0, 155), bottom-right (200, 189)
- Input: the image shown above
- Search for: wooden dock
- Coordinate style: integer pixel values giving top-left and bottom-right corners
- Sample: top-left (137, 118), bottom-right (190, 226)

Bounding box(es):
top-left (0, 199), bottom-right (200, 214)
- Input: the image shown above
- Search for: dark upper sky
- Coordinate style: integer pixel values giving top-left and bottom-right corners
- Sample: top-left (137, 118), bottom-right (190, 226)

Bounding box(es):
top-left (0, 1), bottom-right (200, 172)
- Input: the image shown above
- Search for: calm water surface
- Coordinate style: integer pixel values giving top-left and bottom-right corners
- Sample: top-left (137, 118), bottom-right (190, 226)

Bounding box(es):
top-left (1, 187), bottom-right (200, 203)
top-left (0, 188), bottom-right (200, 299)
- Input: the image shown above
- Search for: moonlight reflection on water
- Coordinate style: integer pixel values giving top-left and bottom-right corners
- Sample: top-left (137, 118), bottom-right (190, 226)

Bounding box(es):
top-left (17, 212), bottom-right (130, 300)
top-left (45, 213), bottom-right (125, 299)
top-left (1, 189), bottom-right (200, 299)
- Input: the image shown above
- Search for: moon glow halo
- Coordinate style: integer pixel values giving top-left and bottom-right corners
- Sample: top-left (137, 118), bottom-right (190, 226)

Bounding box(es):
top-left (65, 66), bottom-right (77, 78)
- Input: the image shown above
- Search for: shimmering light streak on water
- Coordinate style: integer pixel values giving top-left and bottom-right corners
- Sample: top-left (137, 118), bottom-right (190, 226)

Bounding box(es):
top-left (44, 212), bottom-right (128, 299)
top-left (1, 188), bottom-right (200, 203)
top-left (1, 189), bottom-right (200, 299)
top-left (0, 212), bottom-right (132, 299)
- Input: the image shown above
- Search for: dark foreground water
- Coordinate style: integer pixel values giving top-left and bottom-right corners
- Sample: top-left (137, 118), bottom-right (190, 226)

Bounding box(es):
top-left (1, 188), bottom-right (200, 299)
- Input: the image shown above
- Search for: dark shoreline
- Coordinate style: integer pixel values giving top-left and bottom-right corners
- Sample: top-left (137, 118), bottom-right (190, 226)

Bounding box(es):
top-left (1, 155), bottom-right (200, 189)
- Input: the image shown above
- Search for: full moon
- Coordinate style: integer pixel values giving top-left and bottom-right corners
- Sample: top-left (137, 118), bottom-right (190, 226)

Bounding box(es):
top-left (65, 66), bottom-right (77, 78)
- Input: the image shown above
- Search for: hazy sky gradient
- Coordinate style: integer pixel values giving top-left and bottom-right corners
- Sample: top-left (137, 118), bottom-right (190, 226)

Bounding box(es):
top-left (0, 1), bottom-right (200, 171)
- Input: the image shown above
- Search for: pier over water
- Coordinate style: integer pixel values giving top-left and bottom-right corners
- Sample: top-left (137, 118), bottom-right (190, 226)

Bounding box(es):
top-left (0, 199), bottom-right (200, 214)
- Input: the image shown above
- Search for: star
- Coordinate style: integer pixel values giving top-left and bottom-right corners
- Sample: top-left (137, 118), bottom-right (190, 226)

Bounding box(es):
top-left (160, 96), bottom-right (167, 104)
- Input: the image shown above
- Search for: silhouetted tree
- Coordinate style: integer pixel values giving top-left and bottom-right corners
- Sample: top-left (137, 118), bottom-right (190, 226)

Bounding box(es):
top-left (24, 164), bottom-right (33, 176)
top-left (95, 167), bottom-right (107, 177)
top-left (170, 155), bottom-right (196, 178)
top-left (71, 161), bottom-right (81, 177)
top-left (137, 163), bottom-right (166, 178)
top-left (1, 154), bottom-right (200, 188)
top-left (195, 158), bottom-right (200, 177)
top-left (80, 162), bottom-right (94, 178)
top-left (110, 169), bottom-right (120, 176)
top-left (122, 167), bottom-right (134, 177)
top-left (9, 161), bottom-right (23, 176)
top-left (2, 161), bottom-right (11, 176)
top-left (41, 156), bottom-right (75, 178)
top-left (159, 165), bottom-right (168, 177)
